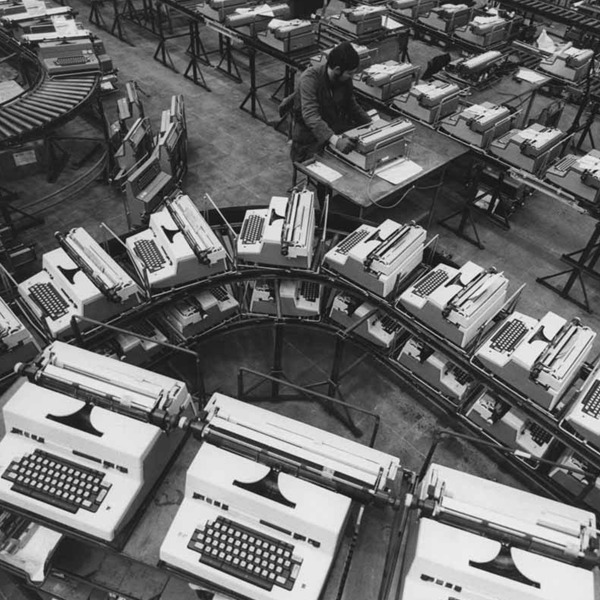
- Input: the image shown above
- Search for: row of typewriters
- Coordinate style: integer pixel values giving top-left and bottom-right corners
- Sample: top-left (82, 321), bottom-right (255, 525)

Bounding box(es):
top-left (0, 186), bottom-right (600, 511)
top-left (1, 339), bottom-right (600, 600)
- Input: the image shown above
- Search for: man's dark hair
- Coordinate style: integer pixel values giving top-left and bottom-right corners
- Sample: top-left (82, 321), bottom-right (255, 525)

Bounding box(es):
top-left (326, 41), bottom-right (360, 71)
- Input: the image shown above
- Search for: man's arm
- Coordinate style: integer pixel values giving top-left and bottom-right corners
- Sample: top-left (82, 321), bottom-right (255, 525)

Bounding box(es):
top-left (347, 87), bottom-right (371, 126)
top-left (299, 69), bottom-right (335, 146)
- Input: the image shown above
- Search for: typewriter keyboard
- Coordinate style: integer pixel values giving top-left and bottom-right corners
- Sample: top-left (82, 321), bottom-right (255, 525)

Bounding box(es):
top-left (2, 449), bottom-right (111, 514)
top-left (524, 422), bottom-right (552, 446)
top-left (378, 315), bottom-right (401, 334)
top-left (300, 281), bottom-right (319, 302)
top-left (490, 319), bottom-right (529, 353)
top-left (450, 365), bottom-right (471, 386)
top-left (412, 269), bottom-right (449, 298)
top-left (136, 163), bottom-right (161, 192)
top-left (134, 239), bottom-right (166, 272)
top-left (129, 319), bottom-right (160, 339)
top-left (29, 282), bottom-right (68, 320)
top-left (240, 214), bottom-right (265, 245)
top-left (335, 229), bottom-right (370, 255)
top-left (55, 55), bottom-right (89, 66)
top-left (582, 380), bottom-right (600, 419)
top-left (552, 155), bottom-right (578, 172)
top-left (188, 516), bottom-right (301, 591)
top-left (211, 286), bottom-right (230, 303)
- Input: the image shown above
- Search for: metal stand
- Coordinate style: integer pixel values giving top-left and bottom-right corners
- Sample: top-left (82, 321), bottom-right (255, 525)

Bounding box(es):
top-left (239, 45), bottom-right (270, 123)
top-left (0, 187), bottom-right (44, 233)
top-left (236, 322), bottom-right (362, 438)
top-left (537, 220), bottom-right (600, 312)
top-left (184, 20), bottom-right (210, 90)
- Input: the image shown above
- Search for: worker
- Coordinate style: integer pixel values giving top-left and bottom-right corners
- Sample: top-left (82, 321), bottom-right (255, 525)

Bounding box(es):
top-left (290, 41), bottom-right (371, 163)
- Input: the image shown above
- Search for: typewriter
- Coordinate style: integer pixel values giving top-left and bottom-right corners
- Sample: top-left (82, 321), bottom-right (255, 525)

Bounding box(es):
top-left (114, 318), bottom-right (168, 365)
top-left (116, 81), bottom-right (144, 130)
top-left (156, 117), bottom-right (186, 182)
top-left (399, 261), bottom-right (508, 348)
top-left (225, 3), bottom-right (290, 31)
top-left (160, 442), bottom-right (351, 600)
top-left (37, 39), bottom-right (99, 75)
top-left (324, 219), bottom-right (425, 298)
top-left (396, 337), bottom-right (473, 403)
top-left (0, 297), bottom-right (37, 377)
top-left (195, 0), bottom-right (248, 22)
top-left (446, 49), bottom-right (504, 85)
top-left (159, 286), bottom-right (239, 340)
top-left (329, 117), bottom-right (415, 171)
top-left (466, 391), bottom-right (554, 461)
top-left (388, 0), bottom-right (439, 20)
top-left (400, 463), bottom-right (599, 600)
top-left (475, 311), bottom-right (596, 411)
top-left (125, 205), bottom-right (210, 290)
top-left (328, 5), bottom-right (386, 36)
top-left (0, 345), bottom-right (190, 542)
top-left (329, 293), bottom-right (403, 349)
top-left (546, 149), bottom-right (600, 205)
top-left (249, 280), bottom-right (277, 316)
top-left (418, 2), bottom-right (472, 33)
top-left (237, 192), bottom-right (315, 269)
top-left (353, 60), bottom-right (420, 101)
top-left (279, 280), bottom-right (321, 318)
top-left (392, 81), bottom-right (461, 125)
top-left (57, 227), bottom-right (141, 311)
top-left (563, 361), bottom-right (600, 449)
top-left (490, 123), bottom-right (565, 176)
top-left (1, 3), bottom-right (72, 24)
top-left (539, 46), bottom-right (594, 83)
top-left (549, 450), bottom-right (600, 514)
top-left (454, 10), bottom-right (514, 48)
top-left (440, 102), bottom-right (520, 149)
top-left (259, 18), bottom-right (315, 53)
top-left (21, 15), bottom-right (91, 44)
top-left (166, 193), bottom-right (229, 278)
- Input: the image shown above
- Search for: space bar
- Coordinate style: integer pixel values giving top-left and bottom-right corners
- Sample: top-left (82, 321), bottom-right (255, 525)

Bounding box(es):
top-left (200, 555), bottom-right (273, 591)
top-left (11, 483), bottom-right (79, 514)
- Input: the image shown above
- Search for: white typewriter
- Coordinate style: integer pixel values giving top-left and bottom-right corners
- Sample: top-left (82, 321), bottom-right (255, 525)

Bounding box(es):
top-left (116, 81), bottom-right (144, 129)
top-left (546, 149), bottom-right (600, 205)
top-left (155, 116), bottom-right (186, 181)
top-left (466, 391), bottom-right (554, 460)
top-left (399, 261), bottom-right (508, 348)
top-left (166, 193), bottom-right (229, 278)
top-left (563, 360), bottom-right (600, 449)
top-left (401, 464), bottom-right (598, 600)
top-left (114, 318), bottom-right (168, 366)
top-left (449, 50), bottom-right (504, 82)
top-left (18, 247), bottom-right (120, 339)
top-left (418, 2), bottom-right (472, 32)
top-left (279, 280), bottom-right (321, 318)
top-left (259, 19), bottom-right (315, 53)
top-left (353, 61), bottom-right (419, 101)
top-left (392, 81), bottom-right (460, 125)
top-left (1, 3), bottom-right (72, 24)
top-left (539, 46), bottom-right (594, 83)
top-left (160, 443), bottom-right (351, 600)
top-left (225, 3), bottom-right (290, 31)
top-left (0, 355), bottom-right (190, 541)
top-left (454, 11), bottom-right (511, 48)
top-left (324, 220), bottom-right (425, 298)
top-left (549, 450), bottom-right (600, 514)
top-left (388, 0), bottom-right (439, 20)
top-left (440, 102), bottom-right (520, 149)
top-left (0, 298), bottom-right (37, 377)
top-left (489, 123), bottom-right (565, 175)
top-left (330, 117), bottom-right (415, 171)
top-left (329, 293), bottom-right (403, 349)
top-left (396, 337), bottom-right (473, 403)
top-left (22, 15), bottom-right (91, 43)
top-left (199, 393), bottom-right (401, 500)
top-left (328, 5), bottom-right (386, 36)
top-left (195, 0), bottom-right (248, 22)
top-left (125, 205), bottom-right (207, 290)
top-left (237, 192), bottom-right (315, 269)
top-left (475, 311), bottom-right (596, 411)
top-left (58, 227), bottom-right (141, 310)
top-left (249, 280), bottom-right (277, 315)
top-left (160, 286), bottom-right (239, 339)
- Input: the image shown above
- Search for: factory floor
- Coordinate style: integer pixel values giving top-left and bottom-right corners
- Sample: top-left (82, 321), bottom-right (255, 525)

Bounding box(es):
top-left (2, 1), bottom-right (600, 599)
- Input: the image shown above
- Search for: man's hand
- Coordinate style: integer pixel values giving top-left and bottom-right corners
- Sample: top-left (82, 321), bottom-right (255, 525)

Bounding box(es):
top-left (336, 135), bottom-right (356, 154)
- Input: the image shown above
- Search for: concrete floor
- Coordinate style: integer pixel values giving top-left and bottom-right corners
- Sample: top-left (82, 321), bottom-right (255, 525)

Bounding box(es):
top-left (2, 1), bottom-right (600, 599)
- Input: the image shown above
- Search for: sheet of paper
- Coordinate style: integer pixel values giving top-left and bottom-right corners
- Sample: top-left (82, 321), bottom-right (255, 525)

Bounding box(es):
top-left (376, 158), bottom-right (423, 185)
top-left (515, 68), bottom-right (547, 84)
top-left (382, 16), bottom-right (404, 30)
top-left (306, 161), bottom-right (343, 183)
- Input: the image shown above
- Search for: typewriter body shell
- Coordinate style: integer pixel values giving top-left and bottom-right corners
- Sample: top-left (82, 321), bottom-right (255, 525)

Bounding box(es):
top-left (546, 150), bottom-right (600, 205)
top-left (392, 81), bottom-right (461, 125)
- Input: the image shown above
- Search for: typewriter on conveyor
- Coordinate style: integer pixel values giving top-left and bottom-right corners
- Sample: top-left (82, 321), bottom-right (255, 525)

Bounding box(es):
top-left (237, 191), bottom-right (315, 269)
top-left (388, 0), bottom-right (439, 21)
top-left (550, 449), bottom-right (600, 514)
top-left (37, 39), bottom-right (99, 76)
top-left (397, 337), bottom-right (474, 403)
top-left (0, 341), bottom-right (191, 543)
top-left (475, 310), bottom-right (596, 411)
top-left (418, 2), bottom-right (473, 33)
top-left (225, 3), bottom-right (290, 31)
top-left (0, 297), bottom-right (38, 377)
top-left (329, 117), bottom-right (414, 171)
top-left (21, 14), bottom-right (91, 44)
top-left (195, 0), bottom-right (248, 22)
top-left (324, 219), bottom-right (425, 298)
top-left (329, 292), bottom-right (403, 349)
top-left (399, 260), bottom-right (508, 348)
top-left (454, 8), bottom-right (519, 48)
top-left (440, 102), bottom-right (521, 149)
top-left (538, 45), bottom-right (594, 83)
top-left (489, 123), bottom-right (565, 176)
top-left (327, 5), bottom-right (387, 36)
top-left (445, 50), bottom-right (505, 86)
top-left (466, 391), bottom-right (554, 461)
top-left (259, 19), bottom-right (315, 53)
top-left (400, 463), bottom-right (600, 600)
top-left (392, 80), bottom-right (461, 124)
top-left (353, 60), bottom-right (420, 101)
top-left (546, 149), bottom-right (600, 205)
